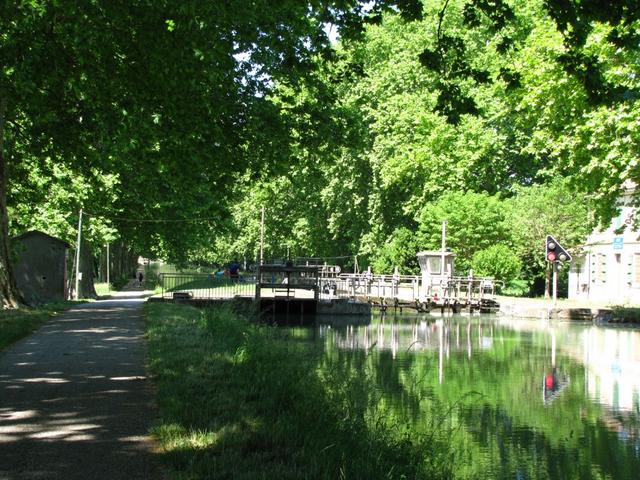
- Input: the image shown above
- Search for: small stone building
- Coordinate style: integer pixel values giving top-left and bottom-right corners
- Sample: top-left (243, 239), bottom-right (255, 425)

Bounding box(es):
top-left (12, 230), bottom-right (70, 303)
top-left (569, 200), bottom-right (640, 305)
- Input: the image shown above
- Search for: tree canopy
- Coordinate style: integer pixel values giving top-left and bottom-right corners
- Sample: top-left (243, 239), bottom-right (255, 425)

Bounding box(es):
top-left (1, 0), bottom-right (638, 304)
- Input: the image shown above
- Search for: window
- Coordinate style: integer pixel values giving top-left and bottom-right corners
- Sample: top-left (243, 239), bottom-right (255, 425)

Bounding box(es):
top-left (634, 254), bottom-right (640, 287)
top-left (592, 254), bottom-right (607, 284)
top-left (428, 257), bottom-right (442, 275)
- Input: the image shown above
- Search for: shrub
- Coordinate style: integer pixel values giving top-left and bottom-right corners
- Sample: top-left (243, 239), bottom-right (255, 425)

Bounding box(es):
top-left (471, 244), bottom-right (522, 283)
top-left (372, 227), bottom-right (421, 274)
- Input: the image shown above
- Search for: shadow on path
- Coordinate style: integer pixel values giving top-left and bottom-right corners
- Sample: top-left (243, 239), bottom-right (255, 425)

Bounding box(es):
top-left (0, 291), bottom-right (161, 480)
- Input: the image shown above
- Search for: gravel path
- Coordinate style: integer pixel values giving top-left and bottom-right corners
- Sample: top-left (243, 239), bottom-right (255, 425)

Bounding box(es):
top-left (0, 291), bottom-right (162, 480)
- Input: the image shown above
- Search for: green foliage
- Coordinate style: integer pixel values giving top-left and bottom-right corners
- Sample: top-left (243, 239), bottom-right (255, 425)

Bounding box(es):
top-left (0, 0), bottom-right (375, 292)
top-left (505, 179), bottom-right (592, 280)
top-left (93, 283), bottom-right (111, 297)
top-left (471, 244), bottom-right (522, 283)
top-left (372, 227), bottom-right (420, 274)
top-left (609, 307), bottom-right (640, 323)
top-left (416, 191), bottom-right (510, 273)
top-left (500, 278), bottom-right (531, 297)
top-left (0, 309), bottom-right (50, 351)
top-left (2, 0), bottom-right (637, 300)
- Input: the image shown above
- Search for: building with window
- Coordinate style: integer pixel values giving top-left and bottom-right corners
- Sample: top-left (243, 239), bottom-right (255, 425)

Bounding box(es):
top-left (568, 198), bottom-right (640, 304)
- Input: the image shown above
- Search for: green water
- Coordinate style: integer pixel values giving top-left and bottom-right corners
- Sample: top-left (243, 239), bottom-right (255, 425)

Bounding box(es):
top-left (301, 315), bottom-right (640, 479)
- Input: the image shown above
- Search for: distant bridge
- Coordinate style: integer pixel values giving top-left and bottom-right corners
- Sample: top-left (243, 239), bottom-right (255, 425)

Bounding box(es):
top-left (158, 264), bottom-right (498, 314)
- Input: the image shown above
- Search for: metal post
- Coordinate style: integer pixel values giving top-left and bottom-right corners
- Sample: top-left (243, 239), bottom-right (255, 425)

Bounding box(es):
top-left (74, 208), bottom-right (83, 300)
top-left (106, 243), bottom-right (110, 292)
top-left (552, 262), bottom-right (558, 307)
top-left (260, 206), bottom-right (265, 266)
top-left (441, 220), bottom-right (447, 277)
top-left (438, 322), bottom-right (444, 384)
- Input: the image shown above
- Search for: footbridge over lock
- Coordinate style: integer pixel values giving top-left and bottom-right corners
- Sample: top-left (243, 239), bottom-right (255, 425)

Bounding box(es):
top-left (158, 251), bottom-right (499, 314)
top-left (320, 252), bottom-right (499, 313)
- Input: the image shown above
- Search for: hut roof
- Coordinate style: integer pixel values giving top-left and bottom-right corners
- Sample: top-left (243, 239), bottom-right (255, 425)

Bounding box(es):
top-left (416, 250), bottom-right (456, 257)
top-left (13, 230), bottom-right (71, 248)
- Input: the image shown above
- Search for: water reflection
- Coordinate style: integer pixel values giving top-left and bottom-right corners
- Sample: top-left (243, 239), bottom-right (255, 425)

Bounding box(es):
top-left (583, 327), bottom-right (640, 413)
top-left (312, 315), bottom-right (640, 479)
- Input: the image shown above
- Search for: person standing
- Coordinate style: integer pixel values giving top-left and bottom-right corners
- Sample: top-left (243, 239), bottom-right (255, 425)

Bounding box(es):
top-left (229, 260), bottom-right (240, 282)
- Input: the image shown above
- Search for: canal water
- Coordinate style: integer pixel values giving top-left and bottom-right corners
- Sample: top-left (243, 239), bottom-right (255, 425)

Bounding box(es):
top-left (294, 314), bottom-right (640, 479)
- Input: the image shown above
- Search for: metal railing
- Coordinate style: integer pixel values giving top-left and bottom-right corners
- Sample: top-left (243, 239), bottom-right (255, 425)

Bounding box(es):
top-left (328, 273), bottom-right (497, 304)
top-left (255, 265), bottom-right (319, 301)
top-left (159, 273), bottom-right (256, 300)
top-left (159, 271), bottom-right (497, 305)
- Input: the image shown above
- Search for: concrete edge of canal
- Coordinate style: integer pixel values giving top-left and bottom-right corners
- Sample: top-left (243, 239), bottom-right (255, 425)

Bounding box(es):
top-left (148, 294), bottom-right (640, 325)
top-left (496, 296), bottom-right (640, 324)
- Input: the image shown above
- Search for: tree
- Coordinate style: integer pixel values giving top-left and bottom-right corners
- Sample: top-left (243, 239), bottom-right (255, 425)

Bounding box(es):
top-left (0, 0), bottom-right (367, 306)
top-left (471, 244), bottom-right (521, 284)
top-left (372, 227), bottom-right (421, 274)
top-left (505, 179), bottom-right (592, 296)
top-left (415, 191), bottom-right (511, 274)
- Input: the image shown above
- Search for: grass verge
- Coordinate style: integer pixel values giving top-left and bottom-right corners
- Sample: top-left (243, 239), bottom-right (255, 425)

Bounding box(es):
top-left (0, 300), bottom-right (83, 351)
top-left (145, 303), bottom-right (454, 479)
top-left (610, 306), bottom-right (640, 323)
top-left (94, 282), bottom-right (112, 297)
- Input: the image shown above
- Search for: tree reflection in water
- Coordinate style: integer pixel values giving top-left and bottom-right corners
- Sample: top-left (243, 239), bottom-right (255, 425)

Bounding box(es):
top-left (310, 315), bottom-right (640, 479)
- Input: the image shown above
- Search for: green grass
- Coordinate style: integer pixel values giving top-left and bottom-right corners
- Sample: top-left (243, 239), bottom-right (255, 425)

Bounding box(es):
top-left (145, 303), bottom-right (454, 479)
top-left (610, 306), bottom-right (640, 323)
top-left (94, 282), bottom-right (111, 296)
top-left (0, 300), bottom-right (84, 351)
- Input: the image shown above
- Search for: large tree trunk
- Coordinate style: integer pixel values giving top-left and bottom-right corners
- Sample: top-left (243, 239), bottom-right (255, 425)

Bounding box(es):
top-left (109, 240), bottom-right (138, 283)
top-left (0, 96), bottom-right (23, 308)
top-left (79, 239), bottom-right (97, 299)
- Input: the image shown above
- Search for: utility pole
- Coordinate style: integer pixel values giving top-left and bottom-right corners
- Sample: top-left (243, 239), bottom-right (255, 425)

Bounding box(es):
top-left (106, 243), bottom-right (110, 292)
top-left (441, 220), bottom-right (447, 277)
top-left (260, 206), bottom-right (265, 266)
top-left (74, 208), bottom-right (83, 300)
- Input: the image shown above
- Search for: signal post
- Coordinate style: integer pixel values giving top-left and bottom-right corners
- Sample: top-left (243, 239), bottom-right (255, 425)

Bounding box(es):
top-left (545, 235), bottom-right (572, 306)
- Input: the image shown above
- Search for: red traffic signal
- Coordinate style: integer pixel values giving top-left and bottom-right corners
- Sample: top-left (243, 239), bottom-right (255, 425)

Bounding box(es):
top-left (545, 235), bottom-right (571, 263)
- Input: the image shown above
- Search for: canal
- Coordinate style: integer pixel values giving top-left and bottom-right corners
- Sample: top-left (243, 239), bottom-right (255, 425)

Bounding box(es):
top-left (291, 314), bottom-right (640, 479)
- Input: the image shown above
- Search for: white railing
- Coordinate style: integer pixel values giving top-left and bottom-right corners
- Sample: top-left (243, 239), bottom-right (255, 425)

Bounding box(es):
top-left (320, 273), bottom-right (496, 305)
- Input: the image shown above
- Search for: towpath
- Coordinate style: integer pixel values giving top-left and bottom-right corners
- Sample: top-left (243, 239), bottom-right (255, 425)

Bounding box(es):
top-left (0, 288), bottom-right (161, 480)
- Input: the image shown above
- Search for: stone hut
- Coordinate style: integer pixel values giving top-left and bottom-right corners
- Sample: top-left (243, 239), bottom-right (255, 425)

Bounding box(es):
top-left (12, 230), bottom-right (70, 303)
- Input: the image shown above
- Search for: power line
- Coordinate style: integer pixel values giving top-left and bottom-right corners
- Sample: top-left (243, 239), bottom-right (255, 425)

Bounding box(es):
top-left (293, 255), bottom-right (354, 261)
top-left (83, 211), bottom-right (219, 223)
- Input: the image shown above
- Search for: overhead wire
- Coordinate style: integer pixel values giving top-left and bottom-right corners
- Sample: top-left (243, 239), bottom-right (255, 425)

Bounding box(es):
top-left (82, 211), bottom-right (219, 223)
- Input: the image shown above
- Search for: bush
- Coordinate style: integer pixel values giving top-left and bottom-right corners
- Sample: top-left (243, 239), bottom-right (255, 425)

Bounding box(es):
top-left (372, 227), bottom-right (421, 274)
top-left (471, 244), bottom-right (522, 283)
top-left (501, 278), bottom-right (531, 297)
top-left (417, 191), bottom-right (511, 273)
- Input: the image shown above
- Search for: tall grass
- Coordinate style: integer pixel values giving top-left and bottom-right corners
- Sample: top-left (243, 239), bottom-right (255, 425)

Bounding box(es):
top-left (145, 303), bottom-right (454, 479)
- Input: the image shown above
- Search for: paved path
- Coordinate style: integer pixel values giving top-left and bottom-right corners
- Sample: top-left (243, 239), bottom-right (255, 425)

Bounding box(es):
top-left (0, 291), bottom-right (162, 480)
